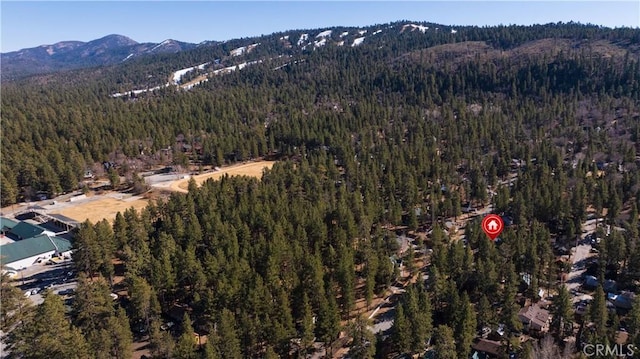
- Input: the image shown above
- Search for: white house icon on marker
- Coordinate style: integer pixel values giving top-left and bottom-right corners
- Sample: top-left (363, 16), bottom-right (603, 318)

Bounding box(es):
top-left (487, 220), bottom-right (498, 231)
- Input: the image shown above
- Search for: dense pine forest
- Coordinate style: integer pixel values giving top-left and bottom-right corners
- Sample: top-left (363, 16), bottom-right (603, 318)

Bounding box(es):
top-left (2, 21), bottom-right (640, 359)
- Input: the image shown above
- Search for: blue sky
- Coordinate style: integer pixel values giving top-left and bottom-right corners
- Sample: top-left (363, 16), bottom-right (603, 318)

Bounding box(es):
top-left (1, 1), bottom-right (639, 52)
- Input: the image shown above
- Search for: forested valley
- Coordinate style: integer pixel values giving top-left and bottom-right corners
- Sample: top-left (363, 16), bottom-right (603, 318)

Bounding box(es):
top-left (2, 21), bottom-right (640, 359)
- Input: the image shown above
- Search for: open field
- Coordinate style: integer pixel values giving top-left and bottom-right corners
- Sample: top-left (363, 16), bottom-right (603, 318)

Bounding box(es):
top-left (0, 161), bottom-right (275, 225)
top-left (50, 196), bottom-right (150, 224)
top-left (169, 161), bottom-right (275, 193)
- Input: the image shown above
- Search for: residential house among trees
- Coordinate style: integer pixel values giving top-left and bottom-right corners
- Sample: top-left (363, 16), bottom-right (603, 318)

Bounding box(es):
top-left (518, 305), bottom-right (550, 333)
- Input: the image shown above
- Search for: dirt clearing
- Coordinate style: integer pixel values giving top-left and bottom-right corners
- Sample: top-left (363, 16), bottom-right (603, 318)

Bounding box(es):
top-left (170, 161), bottom-right (275, 193)
top-left (50, 196), bottom-right (150, 224)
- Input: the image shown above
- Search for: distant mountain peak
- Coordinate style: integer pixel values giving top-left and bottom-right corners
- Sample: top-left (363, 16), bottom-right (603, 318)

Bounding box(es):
top-left (88, 34), bottom-right (139, 47)
top-left (1, 34), bottom-right (195, 80)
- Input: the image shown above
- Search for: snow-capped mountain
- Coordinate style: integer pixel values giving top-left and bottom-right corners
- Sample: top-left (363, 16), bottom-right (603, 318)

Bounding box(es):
top-left (1, 21), bottom-right (460, 80)
top-left (1, 34), bottom-right (197, 80)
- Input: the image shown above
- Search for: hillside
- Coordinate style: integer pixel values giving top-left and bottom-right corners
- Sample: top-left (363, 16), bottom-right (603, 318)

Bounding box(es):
top-left (2, 21), bottom-right (640, 359)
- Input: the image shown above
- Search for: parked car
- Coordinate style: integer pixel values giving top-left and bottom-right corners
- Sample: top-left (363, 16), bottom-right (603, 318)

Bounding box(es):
top-left (58, 288), bottom-right (75, 296)
top-left (576, 305), bottom-right (587, 315)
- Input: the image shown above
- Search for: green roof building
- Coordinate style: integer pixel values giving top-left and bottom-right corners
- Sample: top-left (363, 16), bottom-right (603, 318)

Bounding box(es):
top-left (0, 217), bottom-right (18, 234)
top-left (7, 221), bottom-right (45, 240)
top-left (0, 234), bottom-right (72, 270)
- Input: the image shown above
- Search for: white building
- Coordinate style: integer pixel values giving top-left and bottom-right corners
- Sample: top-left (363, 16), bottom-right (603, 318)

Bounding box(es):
top-left (1, 234), bottom-right (72, 270)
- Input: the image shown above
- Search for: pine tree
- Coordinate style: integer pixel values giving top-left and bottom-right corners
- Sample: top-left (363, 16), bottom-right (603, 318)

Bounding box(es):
top-left (216, 308), bottom-right (242, 359)
top-left (628, 297), bottom-right (640, 344)
top-left (73, 274), bottom-right (114, 334)
top-left (433, 325), bottom-right (457, 359)
top-left (127, 275), bottom-right (154, 331)
top-left (347, 317), bottom-right (376, 359)
top-left (149, 318), bottom-right (175, 358)
top-left (477, 294), bottom-right (495, 330)
top-left (108, 307), bottom-right (134, 359)
top-left (590, 285), bottom-right (608, 338)
top-left (455, 293), bottom-right (477, 359)
top-left (202, 339), bottom-right (220, 359)
top-left (0, 273), bottom-right (30, 331)
top-left (316, 283), bottom-right (341, 354)
top-left (551, 286), bottom-right (573, 339)
top-left (300, 292), bottom-right (316, 352)
top-left (175, 313), bottom-right (198, 359)
top-left (6, 291), bottom-right (90, 359)
top-left (392, 303), bottom-right (411, 353)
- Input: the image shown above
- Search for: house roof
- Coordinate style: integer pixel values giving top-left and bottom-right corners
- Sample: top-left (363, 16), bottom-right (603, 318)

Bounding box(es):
top-left (519, 305), bottom-right (550, 328)
top-left (584, 275), bottom-right (599, 287)
top-left (8, 222), bottom-right (45, 240)
top-left (0, 217), bottom-right (18, 231)
top-left (472, 338), bottom-right (502, 356)
top-left (616, 331), bottom-right (629, 345)
top-left (611, 292), bottom-right (635, 309)
top-left (0, 234), bottom-right (72, 267)
top-left (48, 214), bottom-right (80, 226)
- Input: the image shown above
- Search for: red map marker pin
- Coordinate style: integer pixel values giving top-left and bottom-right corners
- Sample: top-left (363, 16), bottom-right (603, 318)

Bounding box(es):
top-left (481, 214), bottom-right (504, 241)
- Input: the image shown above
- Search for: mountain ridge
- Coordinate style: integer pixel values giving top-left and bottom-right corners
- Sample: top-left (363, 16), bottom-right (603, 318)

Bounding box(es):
top-left (2, 21), bottom-right (638, 82)
top-left (1, 34), bottom-right (198, 80)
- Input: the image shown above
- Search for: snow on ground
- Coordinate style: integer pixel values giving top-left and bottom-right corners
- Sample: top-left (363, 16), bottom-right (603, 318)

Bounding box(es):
top-left (372, 29), bottom-right (382, 35)
top-left (230, 43), bottom-right (259, 57)
top-left (316, 30), bottom-right (332, 38)
top-left (230, 46), bottom-right (246, 56)
top-left (352, 37), bottom-right (365, 47)
top-left (279, 35), bottom-right (289, 40)
top-left (112, 56), bottom-right (267, 97)
top-left (212, 60), bottom-right (262, 75)
top-left (314, 38), bottom-right (327, 47)
top-left (150, 39), bottom-right (171, 52)
top-left (337, 41), bottom-right (345, 46)
top-left (122, 53), bottom-right (134, 62)
top-left (402, 24), bottom-right (429, 33)
top-left (358, 30), bottom-right (367, 35)
top-left (451, 29), bottom-right (458, 34)
top-left (111, 84), bottom-right (168, 98)
top-left (172, 63), bottom-right (209, 84)
top-left (340, 31), bottom-right (349, 37)
top-left (273, 59), bottom-right (304, 71)
top-left (297, 33), bottom-right (309, 46)
top-left (182, 78), bottom-right (208, 90)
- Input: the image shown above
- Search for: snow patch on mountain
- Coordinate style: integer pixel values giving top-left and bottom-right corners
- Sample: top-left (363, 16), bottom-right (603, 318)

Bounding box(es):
top-left (150, 40), bottom-right (171, 52)
top-left (182, 78), bottom-right (208, 90)
top-left (230, 43), bottom-right (259, 57)
top-left (401, 24), bottom-right (428, 33)
top-left (451, 29), bottom-right (458, 34)
top-left (111, 84), bottom-right (168, 98)
top-left (340, 31), bottom-right (349, 38)
top-left (358, 30), bottom-right (367, 35)
top-left (122, 53), bottom-right (134, 62)
top-left (315, 38), bottom-right (327, 47)
top-left (230, 46), bottom-right (247, 56)
top-left (352, 37), bottom-right (365, 47)
top-left (172, 63), bottom-right (209, 84)
top-left (372, 30), bottom-right (382, 35)
top-left (316, 30), bottom-right (332, 38)
top-left (297, 33), bottom-right (309, 46)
